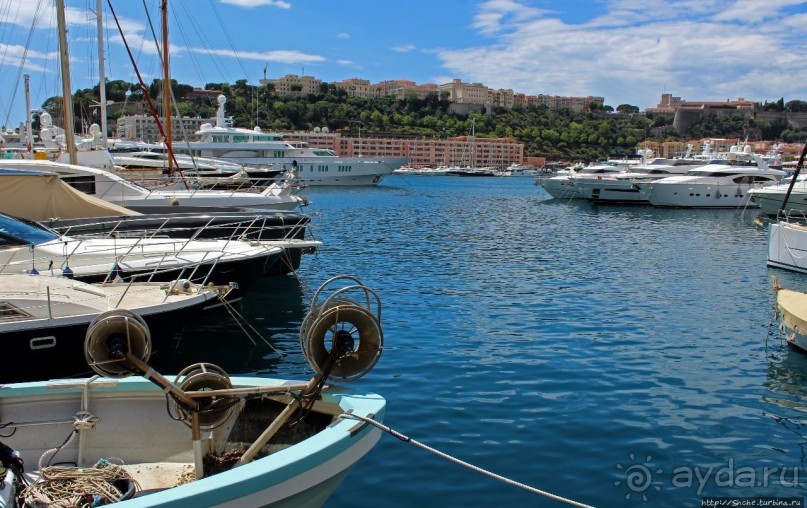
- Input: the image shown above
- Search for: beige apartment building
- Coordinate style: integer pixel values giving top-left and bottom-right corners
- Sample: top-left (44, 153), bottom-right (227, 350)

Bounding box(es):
top-left (116, 115), bottom-right (212, 142)
top-left (336, 78), bottom-right (375, 99)
top-left (259, 74), bottom-right (323, 96)
top-left (513, 93), bottom-right (604, 113)
top-left (376, 80), bottom-right (439, 100)
top-left (284, 131), bottom-right (524, 169)
top-left (438, 79), bottom-right (490, 105)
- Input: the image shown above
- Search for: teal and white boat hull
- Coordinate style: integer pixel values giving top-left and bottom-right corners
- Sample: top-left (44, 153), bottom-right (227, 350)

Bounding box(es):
top-left (0, 376), bottom-right (385, 508)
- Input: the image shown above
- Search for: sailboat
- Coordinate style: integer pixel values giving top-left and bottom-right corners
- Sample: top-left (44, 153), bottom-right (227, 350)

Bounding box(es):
top-left (445, 119), bottom-right (497, 177)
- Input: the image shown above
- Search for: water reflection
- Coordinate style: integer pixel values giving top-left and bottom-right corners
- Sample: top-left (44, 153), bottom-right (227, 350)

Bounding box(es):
top-left (150, 275), bottom-right (310, 377)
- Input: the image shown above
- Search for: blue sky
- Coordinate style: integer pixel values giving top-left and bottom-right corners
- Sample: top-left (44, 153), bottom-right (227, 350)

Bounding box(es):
top-left (0, 0), bottom-right (805, 127)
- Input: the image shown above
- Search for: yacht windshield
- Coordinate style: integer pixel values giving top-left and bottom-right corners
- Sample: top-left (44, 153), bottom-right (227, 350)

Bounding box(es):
top-left (0, 214), bottom-right (60, 246)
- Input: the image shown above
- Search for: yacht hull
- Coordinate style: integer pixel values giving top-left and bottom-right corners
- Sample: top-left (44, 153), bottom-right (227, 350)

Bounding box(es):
top-left (1, 293), bottom-right (215, 383)
top-left (535, 176), bottom-right (580, 199)
top-left (574, 179), bottom-right (647, 203)
top-left (749, 189), bottom-right (807, 216)
top-left (646, 182), bottom-right (758, 208)
top-left (768, 222), bottom-right (807, 273)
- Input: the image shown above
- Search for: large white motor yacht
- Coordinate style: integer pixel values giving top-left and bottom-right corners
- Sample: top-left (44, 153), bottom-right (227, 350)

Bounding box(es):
top-left (573, 157), bottom-right (705, 204)
top-left (174, 95), bottom-right (407, 186)
top-left (537, 162), bottom-right (627, 199)
top-left (638, 156), bottom-right (785, 208)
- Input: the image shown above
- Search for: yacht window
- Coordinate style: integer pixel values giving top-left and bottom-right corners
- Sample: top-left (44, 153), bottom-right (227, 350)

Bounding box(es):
top-left (61, 175), bottom-right (96, 195)
top-left (0, 214), bottom-right (59, 245)
top-left (687, 171), bottom-right (743, 178)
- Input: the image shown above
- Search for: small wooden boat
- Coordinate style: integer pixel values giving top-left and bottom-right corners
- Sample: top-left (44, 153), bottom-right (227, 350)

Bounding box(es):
top-left (0, 276), bottom-right (386, 507)
top-left (774, 276), bottom-right (807, 352)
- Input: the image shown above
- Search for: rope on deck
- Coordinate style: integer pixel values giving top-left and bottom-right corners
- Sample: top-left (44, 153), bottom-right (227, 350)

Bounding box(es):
top-left (339, 413), bottom-right (594, 508)
top-left (20, 460), bottom-right (137, 507)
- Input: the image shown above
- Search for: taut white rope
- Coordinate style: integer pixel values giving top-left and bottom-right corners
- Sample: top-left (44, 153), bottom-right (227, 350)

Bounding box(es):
top-left (339, 413), bottom-right (594, 508)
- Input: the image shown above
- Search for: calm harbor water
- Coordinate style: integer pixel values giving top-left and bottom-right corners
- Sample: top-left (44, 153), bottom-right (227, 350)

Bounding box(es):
top-left (163, 175), bottom-right (807, 507)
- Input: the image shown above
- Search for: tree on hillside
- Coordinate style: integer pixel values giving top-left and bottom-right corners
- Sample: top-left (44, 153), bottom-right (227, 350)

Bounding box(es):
top-left (786, 100), bottom-right (807, 112)
top-left (616, 104), bottom-right (640, 114)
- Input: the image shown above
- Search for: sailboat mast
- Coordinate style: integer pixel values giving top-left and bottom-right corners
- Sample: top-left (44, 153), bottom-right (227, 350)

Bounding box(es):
top-left (162, 0), bottom-right (172, 173)
top-left (56, 0), bottom-right (77, 165)
top-left (23, 74), bottom-right (32, 153)
top-left (471, 118), bottom-right (476, 168)
top-left (96, 0), bottom-right (108, 147)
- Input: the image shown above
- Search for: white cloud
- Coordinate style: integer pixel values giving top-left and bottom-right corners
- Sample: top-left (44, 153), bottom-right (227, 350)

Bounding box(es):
top-left (391, 44), bottom-right (416, 53)
top-left (473, 0), bottom-right (545, 35)
top-left (337, 33), bottom-right (350, 40)
top-left (437, 0), bottom-right (807, 108)
top-left (219, 0), bottom-right (291, 8)
top-left (185, 47), bottom-right (325, 64)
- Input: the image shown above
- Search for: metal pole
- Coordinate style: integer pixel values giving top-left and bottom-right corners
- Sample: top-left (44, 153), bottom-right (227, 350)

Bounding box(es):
top-left (162, 0), bottom-right (172, 173)
top-left (23, 74), bottom-right (32, 153)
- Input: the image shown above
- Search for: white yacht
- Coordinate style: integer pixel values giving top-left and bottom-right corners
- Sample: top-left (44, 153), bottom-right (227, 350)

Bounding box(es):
top-left (504, 163), bottom-right (539, 177)
top-left (537, 162), bottom-right (627, 200)
top-left (747, 175), bottom-right (807, 216)
top-left (0, 274), bottom-right (224, 382)
top-left (110, 149), bottom-right (245, 177)
top-left (0, 212), bottom-right (283, 298)
top-left (638, 156), bottom-right (785, 208)
top-left (573, 157), bottom-right (705, 204)
top-left (0, 159), bottom-right (305, 212)
top-left (175, 95), bottom-right (407, 186)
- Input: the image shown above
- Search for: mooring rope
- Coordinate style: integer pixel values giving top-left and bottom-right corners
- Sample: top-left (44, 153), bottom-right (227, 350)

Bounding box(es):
top-left (218, 296), bottom-right (283, 356)
top-left (339, 413), bottom-right (593, 508)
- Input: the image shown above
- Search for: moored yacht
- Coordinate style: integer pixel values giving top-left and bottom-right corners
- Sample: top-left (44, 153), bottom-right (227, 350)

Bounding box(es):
top-left (747, 175), bottom-right (807, 216)
top-left (638, 156), bottom-right (785, 208)
top-left (0, 159), bottom-right (305, 212)
top-left (0, 274), bottom-right (226, 383)
top-left (574, 157), bottom-right (706, 204)
top-left (0, 213), bottom-right (283, 293)
top-left (175, 95), bottom-right (407, 186)
top-left (537, 162), bottom-right (626, 199)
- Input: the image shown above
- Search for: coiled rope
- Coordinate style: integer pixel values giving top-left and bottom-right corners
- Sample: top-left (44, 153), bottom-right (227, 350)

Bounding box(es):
top-left (339, 413), bottom-right (593, 508)
top-left (20, 460), bottom-right (137, 508)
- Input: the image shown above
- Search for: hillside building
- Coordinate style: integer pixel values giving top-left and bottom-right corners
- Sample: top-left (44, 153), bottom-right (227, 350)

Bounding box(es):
top-left (259, 74), bottom-right (322, 96)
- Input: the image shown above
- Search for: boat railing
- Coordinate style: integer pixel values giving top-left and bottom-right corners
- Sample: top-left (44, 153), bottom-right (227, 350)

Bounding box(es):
top-left (0, 234), bottom-right (234, 283)
top-left (55, 214), bottom-right (308, 243)
top-left (776, 209), bottom-right (807, 225)
top-left (107, 266), bottom-right (222, 307)
top-left (119, 170), bottom-right (301, 196)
